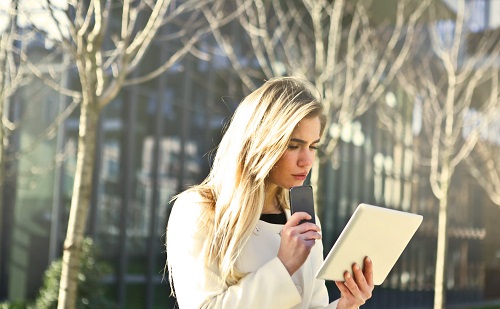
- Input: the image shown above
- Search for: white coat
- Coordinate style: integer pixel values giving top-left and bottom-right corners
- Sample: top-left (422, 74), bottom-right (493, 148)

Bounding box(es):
top-left (167, 191), bottom-right (339, 309)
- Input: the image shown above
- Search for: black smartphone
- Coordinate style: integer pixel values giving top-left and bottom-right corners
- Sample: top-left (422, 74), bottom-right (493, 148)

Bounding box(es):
top-left (289, 185), bottom-right (316, 224)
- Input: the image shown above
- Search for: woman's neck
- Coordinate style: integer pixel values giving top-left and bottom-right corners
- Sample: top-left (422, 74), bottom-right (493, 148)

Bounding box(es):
top-left (262, 184), bottom-right (282, 214)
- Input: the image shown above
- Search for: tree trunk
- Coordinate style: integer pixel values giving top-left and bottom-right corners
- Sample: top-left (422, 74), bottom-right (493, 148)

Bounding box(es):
top-left (57, 100), bottom-right (99, 309)
top-left (433, 165), bottom-right (450, 309)
top-left (0, 98), bottom-right (5, 279)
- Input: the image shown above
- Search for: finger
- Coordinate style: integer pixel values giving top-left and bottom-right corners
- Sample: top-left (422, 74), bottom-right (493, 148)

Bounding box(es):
top-left (363, 256), bottom-right (374, 287)
top-left (352, 263), bottom-right (368, 287)
top-left (302, 238), bottom-right (317, 249)
top-left (335, 281), bottom-right (363, 308)
top-left (300, 231), bottom-right (322, 241)
top-left (334, 280), bottom-right (351, 296)
top-left (287, 212), bottom-right (312, 226)
top-left (343, 271), bottom-right (363, 299)
top-left (295, 222), bottom-right (321, 233)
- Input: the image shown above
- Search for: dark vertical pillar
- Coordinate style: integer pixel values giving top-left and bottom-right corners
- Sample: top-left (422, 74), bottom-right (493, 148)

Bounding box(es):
top-left (0, 4), bottom-right (20, 299)
top-left (176, 58), bottom-right (193, 193)
top-left (117, 87), bottom-right (137, 309)
top-left (202, 58), bottom-right (216, 178)
top-left (0, 93), bottom-right (21, 300)
top-left (49, 55), bottom-right (71, 263)
top-left (363, 109), bottom-right (375, 204)
top-left (145, 73), bottom-right (164, 309)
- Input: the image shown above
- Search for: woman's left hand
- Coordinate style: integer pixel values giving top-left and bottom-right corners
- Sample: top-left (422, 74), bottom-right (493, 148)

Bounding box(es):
top-left (334, 257), bottom-right (374, 309)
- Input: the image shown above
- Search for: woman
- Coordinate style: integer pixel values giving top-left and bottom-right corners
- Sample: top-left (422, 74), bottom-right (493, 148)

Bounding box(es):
top-left (166, 77), bottom-right (374, 308)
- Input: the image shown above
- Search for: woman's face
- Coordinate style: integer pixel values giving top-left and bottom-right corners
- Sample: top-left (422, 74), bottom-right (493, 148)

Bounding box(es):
top-left (267, 116), bottom-right (321, 189)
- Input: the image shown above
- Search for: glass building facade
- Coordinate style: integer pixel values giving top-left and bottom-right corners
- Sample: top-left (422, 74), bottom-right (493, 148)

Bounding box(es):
top-left (2, 53), bottom-right (496, 308)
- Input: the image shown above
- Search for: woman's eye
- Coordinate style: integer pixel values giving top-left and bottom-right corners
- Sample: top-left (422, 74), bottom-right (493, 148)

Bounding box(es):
top-left (310, 145), bottom-right (319, 150)
top-left (288, 145), bottom-right (299, 150)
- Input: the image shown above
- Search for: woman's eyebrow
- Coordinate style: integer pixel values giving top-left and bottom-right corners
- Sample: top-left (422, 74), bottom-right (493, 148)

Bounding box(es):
top-left (290, 138), bottom-right (321, 144)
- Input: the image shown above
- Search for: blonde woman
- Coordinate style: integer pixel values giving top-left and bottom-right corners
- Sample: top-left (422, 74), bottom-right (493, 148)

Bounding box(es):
top-left (166, 77), bottom-right (374, 308)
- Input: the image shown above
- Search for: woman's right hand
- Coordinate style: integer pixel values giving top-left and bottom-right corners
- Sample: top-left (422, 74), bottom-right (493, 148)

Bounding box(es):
top-left (277, 212), bottom-right (322, 275)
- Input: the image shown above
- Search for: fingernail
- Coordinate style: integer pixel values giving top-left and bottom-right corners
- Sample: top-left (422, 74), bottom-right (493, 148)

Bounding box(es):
top-left (366, 256), bottom-right (372, 263)
top-left (354, 264), bottom-right (359, 270)
top-left (345, 272), bottom-right (351, 279)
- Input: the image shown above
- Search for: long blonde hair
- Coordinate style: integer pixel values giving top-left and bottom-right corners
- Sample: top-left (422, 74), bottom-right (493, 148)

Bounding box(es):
top-left (171, 76), bottom-right (326, 287)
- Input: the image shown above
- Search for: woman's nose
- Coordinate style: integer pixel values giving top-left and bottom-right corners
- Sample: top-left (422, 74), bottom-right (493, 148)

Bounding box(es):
top-left (298, 149), bottom-right (314, 167)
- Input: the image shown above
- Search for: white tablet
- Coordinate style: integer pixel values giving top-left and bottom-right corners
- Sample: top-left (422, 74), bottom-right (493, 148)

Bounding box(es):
top-left (316, 203), bottom-right (423, 285)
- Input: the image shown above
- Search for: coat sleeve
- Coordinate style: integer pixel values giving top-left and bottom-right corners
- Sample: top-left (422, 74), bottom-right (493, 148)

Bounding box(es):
top-left (309, 215), bottom-right (340, 309)
top-left (166, 192), bottom-right (303, 309)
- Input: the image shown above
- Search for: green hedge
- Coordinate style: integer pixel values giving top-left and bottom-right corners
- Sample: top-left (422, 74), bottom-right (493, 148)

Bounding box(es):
top-left (1, 238), bottom-right (117, 309)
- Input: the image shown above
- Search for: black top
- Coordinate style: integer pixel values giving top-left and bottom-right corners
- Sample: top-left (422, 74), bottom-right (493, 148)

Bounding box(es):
top-left (259, 212), bottom-right (287, 225)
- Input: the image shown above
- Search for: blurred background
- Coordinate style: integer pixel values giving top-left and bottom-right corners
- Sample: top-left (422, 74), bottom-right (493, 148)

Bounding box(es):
top-left (0, 0), bottom-right (499, 308)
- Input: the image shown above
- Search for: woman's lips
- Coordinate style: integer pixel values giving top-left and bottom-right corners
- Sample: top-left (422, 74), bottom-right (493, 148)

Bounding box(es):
top-left (293, 174), bottom-right (307, 181)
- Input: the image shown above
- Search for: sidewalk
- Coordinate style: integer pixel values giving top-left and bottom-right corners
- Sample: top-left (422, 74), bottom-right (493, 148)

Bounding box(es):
top-left (404, 299), bottom-right (500, 309)
top-left (448, 299), bottom-right (500, 309)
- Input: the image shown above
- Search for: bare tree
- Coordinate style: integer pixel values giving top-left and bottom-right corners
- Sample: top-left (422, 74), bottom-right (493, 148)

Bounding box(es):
top-left (0, 0), bottom-right (30, 277)
top-left (0, 1), bottom-right (22, 143)
top-left (203, 0), bottom-right (431, 215)
top-left (16, 0), bottom-right (230, 308)
top-left (0, 2), bottom-right (85, 292)
top-left (462, 26), bottom-right (500, 207)
top-left (0, 0), bottom-right (20, 282)
top-left (395, 1), bottom-right (500, 308)
top-left (465, 123), bottom-right (500, 206)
